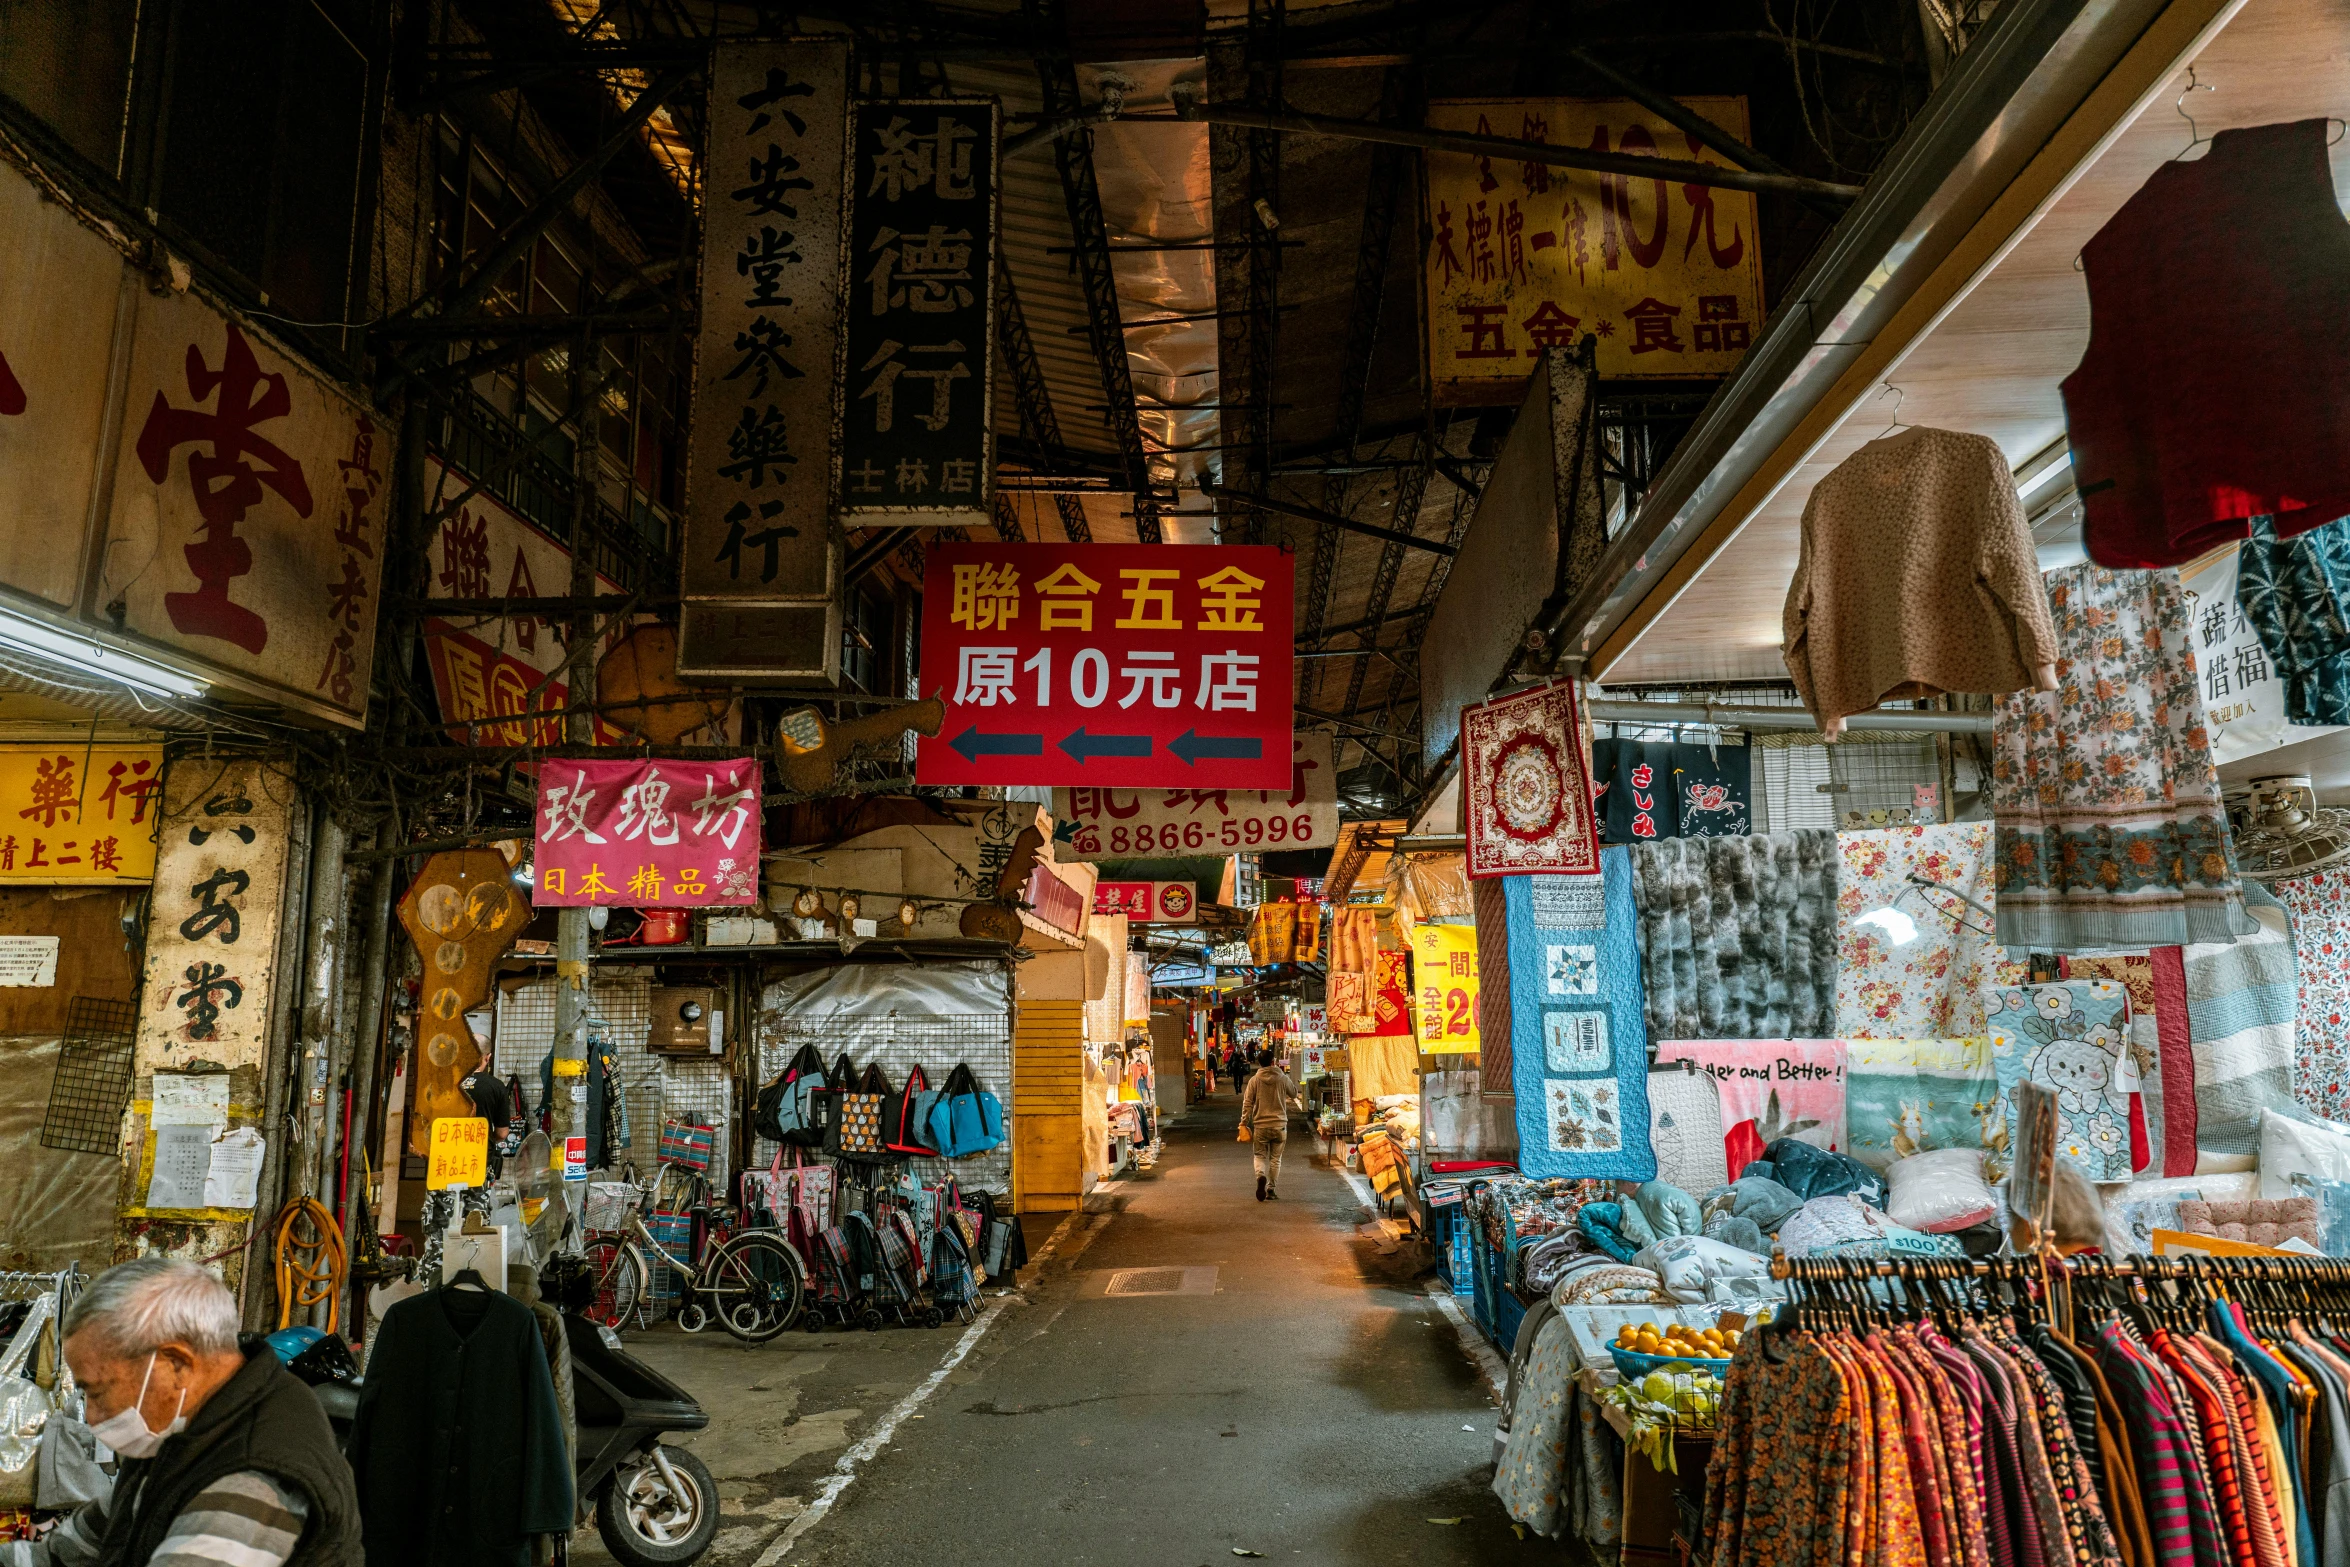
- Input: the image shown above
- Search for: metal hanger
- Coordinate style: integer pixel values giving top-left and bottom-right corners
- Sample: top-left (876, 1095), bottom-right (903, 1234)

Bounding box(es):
top-left (1871, 384), bottom-right (1910, 442)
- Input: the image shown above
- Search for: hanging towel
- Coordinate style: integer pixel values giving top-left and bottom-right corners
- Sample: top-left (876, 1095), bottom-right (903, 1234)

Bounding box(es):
top-left (2176, 885), bottom-right (2300, 1170)
top-left (1505, 848), bottom-right (1655, 1181)
top-left (1836, 822), bottom-right (2023, 1039)
top-left (1628, 830), bottom-right (1839, 1041)
top-left (1983, 979), bottom-right (2140, 1181)
top-left (1843, 1036), bottom-right (2004, 1174)
top-left (2274, 868), bottom-right (2350, 1121)
top-left (1645, 1066), bottom-right (1730, 1195)
top-left (1992, 562), bottom-right (2247, 951)
top-left (1653, 1039), bottom-right (1849, 1177)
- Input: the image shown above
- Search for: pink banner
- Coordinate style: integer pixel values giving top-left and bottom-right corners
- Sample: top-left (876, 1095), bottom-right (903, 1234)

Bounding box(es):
top-left (532, 758), bottom-right (761, 907)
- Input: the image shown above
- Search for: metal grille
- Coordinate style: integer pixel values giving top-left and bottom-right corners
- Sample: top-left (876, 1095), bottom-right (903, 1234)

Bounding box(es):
top-left (755, 1005), bottom-right (1013, 1193)
top-left (40, 998), bottom-right (138, 1156)
top-left (497, 971), bottom-right (731, 1188)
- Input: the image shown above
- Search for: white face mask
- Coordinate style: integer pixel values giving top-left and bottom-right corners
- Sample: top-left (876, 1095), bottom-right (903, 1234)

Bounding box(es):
top-left (88, 1352), bottom-right (187, 1459)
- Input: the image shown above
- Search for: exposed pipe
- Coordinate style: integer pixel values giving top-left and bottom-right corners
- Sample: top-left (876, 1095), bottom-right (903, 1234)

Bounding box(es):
top-left (1198, 483), bottom-right (1455, 556)
top-left (1587, 698), bottom-right (1992, 735)
top-left (1167, 102), bottom-right (1865, 201)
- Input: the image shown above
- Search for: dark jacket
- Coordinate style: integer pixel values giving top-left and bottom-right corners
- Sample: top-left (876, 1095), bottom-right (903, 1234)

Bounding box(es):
top-left (349, 1289), bottom-right (573, 1567)
top-left (101, 1344), bottom-right (361, 1567)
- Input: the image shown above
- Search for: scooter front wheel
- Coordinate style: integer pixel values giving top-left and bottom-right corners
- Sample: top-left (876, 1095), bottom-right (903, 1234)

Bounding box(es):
top-left (596, 1444), bottom-right (718, 1567)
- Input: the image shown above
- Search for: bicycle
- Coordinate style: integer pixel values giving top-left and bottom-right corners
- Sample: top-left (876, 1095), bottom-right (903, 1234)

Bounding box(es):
top-left (583, 1208), bottom-right (807, 1343)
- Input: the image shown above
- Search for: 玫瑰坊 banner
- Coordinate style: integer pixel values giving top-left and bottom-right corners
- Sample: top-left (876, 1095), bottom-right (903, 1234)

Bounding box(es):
top-left (532, 758), bottom-right (762, 907)
top-left (915, 542), bottom-right (1294, 790)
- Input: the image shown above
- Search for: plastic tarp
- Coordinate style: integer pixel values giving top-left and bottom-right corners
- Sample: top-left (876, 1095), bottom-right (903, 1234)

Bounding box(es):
top-left (763, 960), bottom-right (1009, 1020)
top-left (0, 1037), bottom-right (119, 1272)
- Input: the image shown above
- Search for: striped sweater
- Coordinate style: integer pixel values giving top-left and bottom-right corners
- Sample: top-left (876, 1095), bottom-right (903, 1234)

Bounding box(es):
top-left (7, 1468), bottom-right (308, 1567)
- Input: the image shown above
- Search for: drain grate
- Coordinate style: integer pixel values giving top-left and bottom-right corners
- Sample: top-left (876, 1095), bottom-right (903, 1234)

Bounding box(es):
top-left (1081, 1265), bottom-right (1219, 1299)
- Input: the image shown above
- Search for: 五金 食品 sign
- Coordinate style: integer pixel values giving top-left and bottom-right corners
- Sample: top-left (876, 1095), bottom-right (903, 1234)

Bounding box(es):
top-left (1421, 96), bottom-right (1765, 399)
top-left (916, 542), bottom-right (1293, 789)
top-left (533, 759), bottom-right (762, 907)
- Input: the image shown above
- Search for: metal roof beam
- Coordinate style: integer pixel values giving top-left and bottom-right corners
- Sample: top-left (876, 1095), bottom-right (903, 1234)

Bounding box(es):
top-left (995, 255), bottom-right (1093, 542)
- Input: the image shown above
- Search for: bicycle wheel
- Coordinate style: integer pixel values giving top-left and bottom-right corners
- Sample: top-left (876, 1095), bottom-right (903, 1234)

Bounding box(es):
top-left (705, 1232), bottom-right (805, 1343)
top-left (583, 1238), bottom-right (647, 1330)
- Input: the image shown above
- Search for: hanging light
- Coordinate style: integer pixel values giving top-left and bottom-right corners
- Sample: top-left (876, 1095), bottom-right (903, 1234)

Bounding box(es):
top-left (898, 899), bottom-right (920, 928)
top-left (792, 888), bottom-right (826, 918)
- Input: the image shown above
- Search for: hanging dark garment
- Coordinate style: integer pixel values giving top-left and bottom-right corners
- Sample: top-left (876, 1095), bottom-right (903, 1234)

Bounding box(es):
top-left (2065, 119), bottom-right (2350, 567)
top-left (2237, 511), bottom-right (2350, 724)
top-left (1592, 740), bottom-right (1752, 843)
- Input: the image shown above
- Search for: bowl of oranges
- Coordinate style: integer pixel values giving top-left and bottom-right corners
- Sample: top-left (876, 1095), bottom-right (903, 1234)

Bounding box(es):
top-left (1608, 1318), bottom-right (1741, 1380)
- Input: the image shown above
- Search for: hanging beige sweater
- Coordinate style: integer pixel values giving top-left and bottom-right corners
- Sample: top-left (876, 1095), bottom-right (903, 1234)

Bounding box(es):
top-left (1783, 426), bottom-right (2060, 737)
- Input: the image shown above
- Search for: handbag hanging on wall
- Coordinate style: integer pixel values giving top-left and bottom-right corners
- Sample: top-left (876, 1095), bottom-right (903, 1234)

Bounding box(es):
top-left (832, 1063), bottom-right (893, 1158)
top-left (885, 1063), bottom-right (937, 1155)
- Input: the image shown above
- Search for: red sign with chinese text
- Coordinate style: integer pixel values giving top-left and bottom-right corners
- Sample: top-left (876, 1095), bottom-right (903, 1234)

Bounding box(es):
top-left (915, 543), bottom-right (1293, 789)
top-left (531, 759), bottom-right (762, 908)
top-left (1092, 880), bottom-right (1196, 923)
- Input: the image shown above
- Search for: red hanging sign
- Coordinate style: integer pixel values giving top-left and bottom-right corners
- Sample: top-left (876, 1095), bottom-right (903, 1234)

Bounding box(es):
top-left (531, 758), bottom-right (762, 907)
top-left (915, 542), bottom-right (1294, 789)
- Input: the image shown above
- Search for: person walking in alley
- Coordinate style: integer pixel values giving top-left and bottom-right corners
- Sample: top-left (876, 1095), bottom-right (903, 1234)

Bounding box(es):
top-left (1242, 1048), bottom-right (1300, 1201)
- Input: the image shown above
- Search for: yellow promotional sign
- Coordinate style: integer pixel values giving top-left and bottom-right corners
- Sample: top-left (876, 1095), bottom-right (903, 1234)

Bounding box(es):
top-left (0, 744), bottom-right (163, 883)
top-left (426, 1116), bottom-right (490, 1190)
top-left (1421, 97), bottom-right (1766, 398)
top-left (1411, 923), bottom-right (1481, 1054)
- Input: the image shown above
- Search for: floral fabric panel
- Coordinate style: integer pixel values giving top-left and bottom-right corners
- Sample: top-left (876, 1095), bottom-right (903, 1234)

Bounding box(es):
top-left (1984, 979), bottom-right (2140, 1180)
top-left (2276, 869), bottom-right (2350, 1120)
top-left (1845, 1037), bottom-right (2005, 1174)
top-left (1836, 823), bottom-right (2024, 1039)
top-left (1991, 562), bottom-right (2245, 952)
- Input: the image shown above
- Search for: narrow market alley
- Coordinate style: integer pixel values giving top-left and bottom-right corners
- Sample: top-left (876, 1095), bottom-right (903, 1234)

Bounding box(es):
top-left (591, 1095), bottom-right (1538, 1567)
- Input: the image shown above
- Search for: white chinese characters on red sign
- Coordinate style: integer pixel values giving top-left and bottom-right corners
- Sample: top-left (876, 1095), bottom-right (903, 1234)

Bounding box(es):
top-left (916, 543), bottom-right (1294, 790)
top-left (1091, 880), bottom-right (1195, 924)
top-left (532, 759), bottom-right (762, 907)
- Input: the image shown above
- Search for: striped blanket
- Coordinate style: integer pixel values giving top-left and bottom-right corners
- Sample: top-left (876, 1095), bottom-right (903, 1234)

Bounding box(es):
top-left (2156, 885), bottom-right (2299, 1171)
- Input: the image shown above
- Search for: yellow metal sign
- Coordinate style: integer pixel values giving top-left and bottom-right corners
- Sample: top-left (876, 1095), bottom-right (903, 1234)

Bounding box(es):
top-left (1421, 97), bottom-right (1766, 398)
top-left (426, 1116), bottom-right (490, 1190)
top-left (0, 744), bottom-right (162, 882)
top-left (1411, 923), bottom-right (1481, 1054)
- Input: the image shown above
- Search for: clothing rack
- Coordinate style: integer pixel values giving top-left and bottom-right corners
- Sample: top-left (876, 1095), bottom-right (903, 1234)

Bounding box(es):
top-left (1769, 1253), bottom-right (2350, 1282)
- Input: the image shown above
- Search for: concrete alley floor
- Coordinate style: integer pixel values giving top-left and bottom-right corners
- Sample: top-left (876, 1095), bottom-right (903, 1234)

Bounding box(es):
top-left (579, 1089), bottom-right (1551, 1566)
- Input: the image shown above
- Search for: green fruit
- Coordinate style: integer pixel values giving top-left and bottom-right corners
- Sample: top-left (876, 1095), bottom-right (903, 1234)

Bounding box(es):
top-left (1640, 1371), bottom-right (1677, 1402)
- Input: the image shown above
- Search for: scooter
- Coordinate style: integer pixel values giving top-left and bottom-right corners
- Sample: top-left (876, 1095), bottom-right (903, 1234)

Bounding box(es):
top-left (308, 1314), bottom-right (716, 1567)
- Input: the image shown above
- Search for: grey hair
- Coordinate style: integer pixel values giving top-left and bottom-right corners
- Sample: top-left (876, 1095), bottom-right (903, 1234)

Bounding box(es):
top-left (63, 1258), bottom-right (240, 1359)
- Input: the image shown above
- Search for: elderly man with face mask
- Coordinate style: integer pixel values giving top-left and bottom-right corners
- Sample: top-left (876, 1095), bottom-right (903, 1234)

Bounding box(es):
top-left (4, 1257), bottom-right (360, 1567)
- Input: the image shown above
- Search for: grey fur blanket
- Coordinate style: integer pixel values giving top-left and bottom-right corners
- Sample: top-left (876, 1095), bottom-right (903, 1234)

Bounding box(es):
top-left (1629, 832), bottom-right (1839, 1039)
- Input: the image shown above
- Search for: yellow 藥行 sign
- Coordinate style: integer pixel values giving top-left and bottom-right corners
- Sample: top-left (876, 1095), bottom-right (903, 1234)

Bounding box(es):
top-left (1422, 97), bottom-right (1766, 398)
top-left (0, 744), bottom-right (162, 883)
top-left (427, 1117), bottom-right (490, 1190)
top-left (1411, 923), bottom-right (1481, 1054)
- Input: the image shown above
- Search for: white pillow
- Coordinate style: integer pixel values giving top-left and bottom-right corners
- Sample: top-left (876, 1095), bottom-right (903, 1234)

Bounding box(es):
top-left (1632, 1234), bottom-right (1773, 1304)
top-left (1885, 1148), bottom-right (1997, 1234)
top-left (2258, 1107), bottom-right (2350, 1199)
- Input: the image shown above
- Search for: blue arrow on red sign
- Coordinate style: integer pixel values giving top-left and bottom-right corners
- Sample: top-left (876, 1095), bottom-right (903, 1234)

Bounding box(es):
top-left (1058, 727), bottom-right (1152, 764)
top-left (1168, 730), bottom-right (1263, 766)
top-left (948, 726), bottom-right (1044, 763)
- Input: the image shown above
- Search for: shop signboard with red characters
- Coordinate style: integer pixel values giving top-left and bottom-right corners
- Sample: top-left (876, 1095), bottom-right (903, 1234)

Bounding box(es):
top-left (1092, 880), bottom-right (1196, 924)
top-left (916, 542), bottom-right (1293, 789)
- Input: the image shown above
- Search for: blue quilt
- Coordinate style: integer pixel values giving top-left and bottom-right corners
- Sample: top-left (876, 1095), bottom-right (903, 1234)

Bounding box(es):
top-left (1507, 847), bottom-right (1657, 1181)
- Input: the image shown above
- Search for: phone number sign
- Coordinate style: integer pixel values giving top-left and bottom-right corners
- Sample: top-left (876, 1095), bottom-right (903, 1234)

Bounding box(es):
top-left (1054, 734), bottom-right (1336, 862)
top-left (915, 542), bottom-right (1293, 789)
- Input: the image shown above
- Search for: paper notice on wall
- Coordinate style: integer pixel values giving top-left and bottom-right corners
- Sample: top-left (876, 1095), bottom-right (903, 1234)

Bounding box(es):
top-left (0, 937), bottom-right (58, 987)
top-left (201, 1128), bottom-right (265, 1209)
top-left (151, 1073), bottom-right (231, 1128)
top-left (144, 1124), bottom-right (214, 1209)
